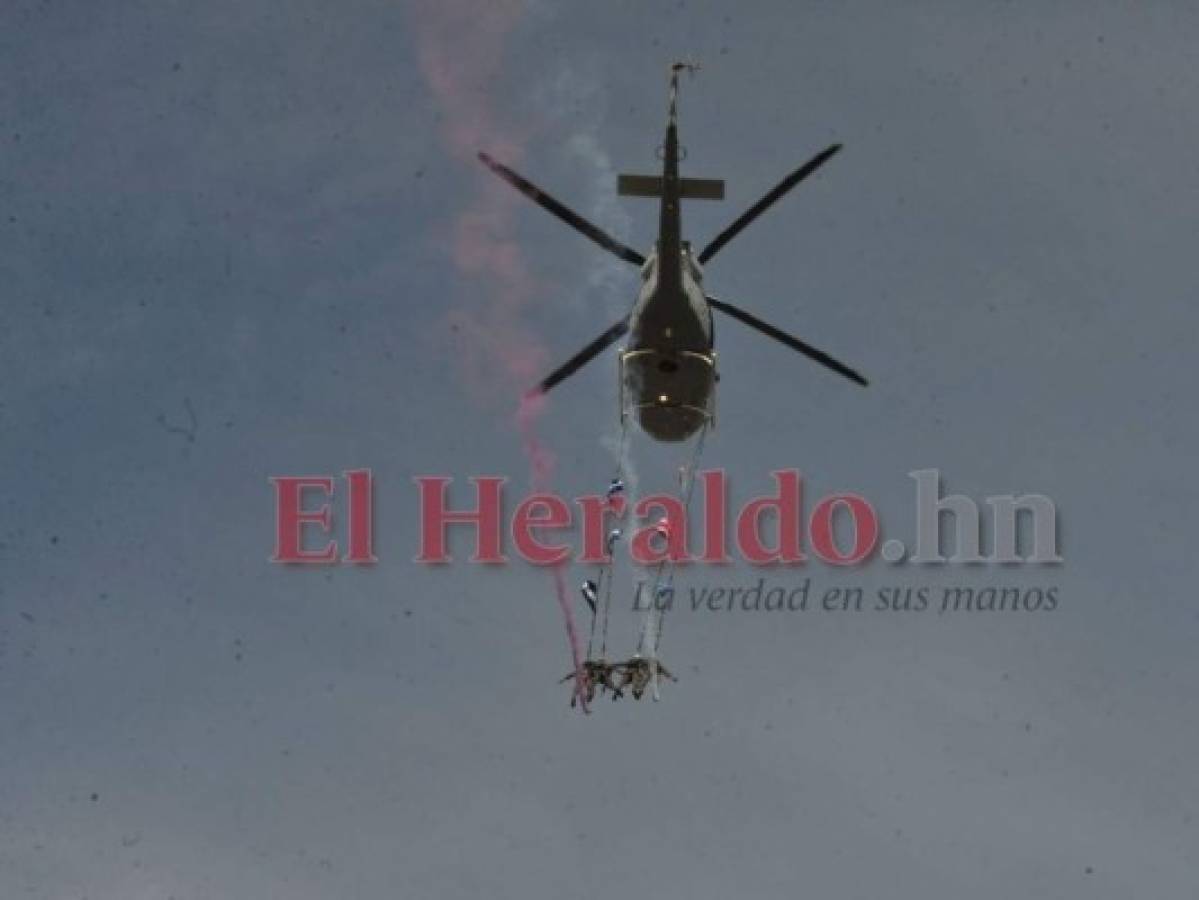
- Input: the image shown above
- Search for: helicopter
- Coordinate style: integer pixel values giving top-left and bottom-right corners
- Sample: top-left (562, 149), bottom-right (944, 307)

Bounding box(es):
top-left (478, 62), bottom-right (867, 442)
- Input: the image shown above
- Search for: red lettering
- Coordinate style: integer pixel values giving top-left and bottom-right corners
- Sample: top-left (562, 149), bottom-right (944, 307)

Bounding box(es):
top-left (512, 494), bottom-right (573, 565)
top-left (699, 469), bottom-right (731, 563)
top-left (415, 476), bottom-right (507, 563)
top-left (809, 494), bottom-right (878, 565)
top-left (343, 469), bottom-right (377, 564)
top-left (271, 476), bottom-right (337, 564)
top-left (735, 470), bottom-right (806, 565)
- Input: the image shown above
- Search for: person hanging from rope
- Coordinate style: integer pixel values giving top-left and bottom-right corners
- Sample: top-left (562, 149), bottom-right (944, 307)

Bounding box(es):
top-left (649, 515), bottom-right (674, 557)
top-left (560, 658), bottom-right (625, 705)
top-left (606, 478), bottom-right (625, 507)
top-left (615, 655), bottom-right (677, 700)
top-left (606, 528), bottom-right (622, 557)
top-left (580, 579), bottom-right (599, 615)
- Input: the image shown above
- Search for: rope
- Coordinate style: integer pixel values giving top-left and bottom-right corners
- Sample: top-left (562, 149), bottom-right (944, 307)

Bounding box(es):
top-left (634, 416), bottom-right (710, 664)
top-left (600, 556), bottom-right (614, 659)
top-left (653, 419), bottom-right (709, 656)
top-left (578, 391), bottom-right (711, 703)
top-left (585, 411), bottom-right (632, 663)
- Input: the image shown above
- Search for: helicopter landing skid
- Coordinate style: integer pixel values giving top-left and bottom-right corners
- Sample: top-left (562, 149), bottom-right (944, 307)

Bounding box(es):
top-left (618, 347), bottom-right (716, 438)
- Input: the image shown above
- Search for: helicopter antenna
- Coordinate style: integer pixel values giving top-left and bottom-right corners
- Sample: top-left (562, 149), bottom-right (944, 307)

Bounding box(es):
top-left (667, 60), bottom-right (700, 127)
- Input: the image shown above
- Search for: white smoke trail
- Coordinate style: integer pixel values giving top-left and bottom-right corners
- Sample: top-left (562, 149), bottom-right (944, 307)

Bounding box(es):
top-left (536, 61), bottom-right (656, 666)
top-left (536, 61), bottom-right (637, 321)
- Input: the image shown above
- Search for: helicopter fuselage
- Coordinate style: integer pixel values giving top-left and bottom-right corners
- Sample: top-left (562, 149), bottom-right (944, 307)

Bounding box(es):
top-left (619, 66), bottom-right (718, 443)
top-left (623, 243), bottom-right (715, 441)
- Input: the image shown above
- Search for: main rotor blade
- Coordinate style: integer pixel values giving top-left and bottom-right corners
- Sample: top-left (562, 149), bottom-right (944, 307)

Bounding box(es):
top-left (530, 320), bottom-right (630, 396)
top-left (697, 144), bottom-right (842, 265)
top-left (706, 295), bottom-right (868, 387)
top-left (477, 152), bottom-right (645, 266)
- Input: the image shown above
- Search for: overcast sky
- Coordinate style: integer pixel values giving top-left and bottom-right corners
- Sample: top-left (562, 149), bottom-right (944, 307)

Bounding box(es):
top-left (2, 1), bottom-right (1197, 897)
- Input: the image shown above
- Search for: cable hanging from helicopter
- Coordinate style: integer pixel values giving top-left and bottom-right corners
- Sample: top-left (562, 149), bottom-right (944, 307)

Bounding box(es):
top-left (560, 384), bottom-right (710, 706)
top-left (479, 62), bottom-right (869, 709)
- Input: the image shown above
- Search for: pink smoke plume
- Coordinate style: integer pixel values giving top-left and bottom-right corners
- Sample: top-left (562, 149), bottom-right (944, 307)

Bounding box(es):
top-left (411, 0), bottom-right (589, 710)
top-left (518, 392), bottom-right (589, 712)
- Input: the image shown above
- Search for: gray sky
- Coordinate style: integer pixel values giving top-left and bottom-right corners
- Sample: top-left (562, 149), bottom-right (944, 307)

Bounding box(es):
top-left (2, 1), bottom-right (1197, 897)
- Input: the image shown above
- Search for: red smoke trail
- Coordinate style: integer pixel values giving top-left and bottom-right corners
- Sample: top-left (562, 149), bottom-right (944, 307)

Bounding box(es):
top-left (411, 1), bottom-right (589, 711)
top-left (518, 392), bottom-right (589, 712)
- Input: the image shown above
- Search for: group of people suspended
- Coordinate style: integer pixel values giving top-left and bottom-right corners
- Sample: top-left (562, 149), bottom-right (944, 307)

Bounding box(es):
top-left (560, 656), bottom-right (677, 706)
top-left (562, 405), bottom-right (709, 708)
